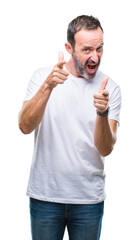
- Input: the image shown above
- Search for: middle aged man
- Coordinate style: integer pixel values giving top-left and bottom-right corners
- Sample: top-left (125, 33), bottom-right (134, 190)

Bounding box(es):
top-left (19, 15), bottom-right (121, 240)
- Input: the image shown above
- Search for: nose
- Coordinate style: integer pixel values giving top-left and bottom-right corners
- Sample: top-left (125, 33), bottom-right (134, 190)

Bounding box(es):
top-left (90, 50), bottom-right (98, 63)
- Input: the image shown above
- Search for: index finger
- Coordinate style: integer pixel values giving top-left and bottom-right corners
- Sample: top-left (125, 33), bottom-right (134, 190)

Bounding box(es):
top-left (57, 51), bottom-right (65, 69)
top-left (99, 76), bottom-right (109, 93)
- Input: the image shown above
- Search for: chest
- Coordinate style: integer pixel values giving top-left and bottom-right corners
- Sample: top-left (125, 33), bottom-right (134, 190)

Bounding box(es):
top-left (48, 80), bottom-right (96, 122)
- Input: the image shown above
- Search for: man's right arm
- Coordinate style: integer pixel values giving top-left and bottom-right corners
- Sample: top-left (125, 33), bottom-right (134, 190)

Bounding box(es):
top-left (19, 52), bottom-right (69, 134)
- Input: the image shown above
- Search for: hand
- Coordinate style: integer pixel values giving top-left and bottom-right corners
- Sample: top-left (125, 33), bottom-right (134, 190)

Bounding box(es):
top-left (93, 76), bottom-right (109, 113)
top-left (46, 51), bottom-right (69, 89)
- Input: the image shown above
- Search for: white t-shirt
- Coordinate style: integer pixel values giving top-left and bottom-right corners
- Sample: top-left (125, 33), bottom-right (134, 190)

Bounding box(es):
top-left (24, 67), bottom-right (121, 204)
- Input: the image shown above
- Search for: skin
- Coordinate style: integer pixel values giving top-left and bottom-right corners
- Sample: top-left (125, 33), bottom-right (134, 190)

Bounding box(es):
top-left (93, 76), bottom-right (117, 156)
top-left (65, 28), bottom-right (117, 156)
top-left (19, 52), bottom-right (69, 134)
top-left (19, 27), bottom-right (117, 156)
top-left (65, 28), bottom-right (103, 79)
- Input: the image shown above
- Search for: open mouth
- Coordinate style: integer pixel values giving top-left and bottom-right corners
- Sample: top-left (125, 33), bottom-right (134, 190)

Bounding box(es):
top-left (86, 63), bottom-right (97, 74)
top-left (87, 64), bottom-right (97, 69)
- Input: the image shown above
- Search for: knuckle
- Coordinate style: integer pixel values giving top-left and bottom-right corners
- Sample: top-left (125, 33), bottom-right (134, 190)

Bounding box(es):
top-left (52, 72), bottom-right (56, 77)
top-left (64, 76), bottom-right (68, 80)
top-left (61, 70), bottom-right (67, 75)
top-left (53, 66), bottom-right (59, 72)
top-left (93, 93), bottom-right (98, 98)
top-left (59, 80), bottom-right (64, 84)
top-left (64, 71), bottom-right (69, 76)
top-left (52, 71), bottom-right (59, 78)
top-left (52, 77), bottom-right (58, 83)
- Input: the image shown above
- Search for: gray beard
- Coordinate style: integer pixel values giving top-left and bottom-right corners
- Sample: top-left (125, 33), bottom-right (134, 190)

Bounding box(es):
top-left (73, 53), bottom-right (100, 80)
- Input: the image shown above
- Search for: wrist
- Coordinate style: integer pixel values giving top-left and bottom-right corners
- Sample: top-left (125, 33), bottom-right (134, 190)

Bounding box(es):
top-left (44, 80), bottom-right (54, 91)
top-left (96, 107), bottom-right (109, 117)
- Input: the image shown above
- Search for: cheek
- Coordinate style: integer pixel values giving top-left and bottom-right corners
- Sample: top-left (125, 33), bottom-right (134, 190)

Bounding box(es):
top-left (74, 50), bottom-right (89, 66)
top-left (81, 54), bottom-right (90, 63)
top-left (78, 54), bottom-right (88, 65)
top-left (98, 51), bottom-right (103, 59)
top-left (83, 57), bottom-right (89, 65)
top-left (96, 52), bottom-right (103, 64)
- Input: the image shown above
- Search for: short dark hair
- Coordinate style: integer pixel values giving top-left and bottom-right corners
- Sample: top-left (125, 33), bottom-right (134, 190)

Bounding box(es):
top-left (67, 15), bottom-right (103, 48)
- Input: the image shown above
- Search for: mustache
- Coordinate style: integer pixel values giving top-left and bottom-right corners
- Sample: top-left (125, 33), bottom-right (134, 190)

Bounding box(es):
top-left (85, 57), bottom-right (100, 66)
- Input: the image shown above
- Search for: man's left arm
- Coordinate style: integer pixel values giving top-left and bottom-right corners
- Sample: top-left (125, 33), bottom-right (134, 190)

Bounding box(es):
top-left (93, 76), bottom-right (118, 157)
top-left (94, 117), bottom-right (117, 157)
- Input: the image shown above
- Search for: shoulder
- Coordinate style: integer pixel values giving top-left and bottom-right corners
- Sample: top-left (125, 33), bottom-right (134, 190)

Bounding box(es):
top-left (97, 71), bottom-right (119, 87)
top-left (32, 66), bottom-right (53, 83)
top-left (24, 66), bottom-right (54, 101)
top-left (97, 70), bottom-right (121, 95)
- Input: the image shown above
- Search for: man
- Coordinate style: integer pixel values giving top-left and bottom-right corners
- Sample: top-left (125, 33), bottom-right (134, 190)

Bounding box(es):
top-left (19, 15), bottom-right (121, 240)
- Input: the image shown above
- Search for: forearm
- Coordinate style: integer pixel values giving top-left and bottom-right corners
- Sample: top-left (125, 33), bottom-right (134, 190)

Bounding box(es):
top-left (94, 115), bottom-right (116, 156)
top-left (19, 53), bottom-right (69, 134)
top-left (19, 82), bottom-right (52, 134)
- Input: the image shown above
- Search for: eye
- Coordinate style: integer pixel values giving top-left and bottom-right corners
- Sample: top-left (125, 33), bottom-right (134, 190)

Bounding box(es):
top-left (97, 46), bottom-right (103, 52)
top-left (83, 48), bottom-right (90, 53)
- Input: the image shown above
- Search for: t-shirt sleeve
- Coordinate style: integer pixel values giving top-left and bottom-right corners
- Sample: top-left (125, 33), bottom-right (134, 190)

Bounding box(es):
top-left (108, 85), bottom-right (121, 125)
top-left (24, 70), bottom-right (44, 101)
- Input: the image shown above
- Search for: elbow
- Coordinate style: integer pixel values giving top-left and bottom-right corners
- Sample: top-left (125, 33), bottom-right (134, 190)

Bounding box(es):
top-left (98, 136), bottom-right (117, 157)
top-left (95, 143), bottom-right (115, 157)
top-left (19, 119), bottom-right (32, 135)
top-left (18, 104), bottom-right (33, 134)
top-left (19, 123), bottom-right (29, 134)
top-left (100, 147), bottom-right (113, 157)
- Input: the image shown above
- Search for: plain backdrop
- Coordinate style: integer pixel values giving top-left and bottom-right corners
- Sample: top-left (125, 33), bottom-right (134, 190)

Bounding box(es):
top-left (0, 0), bottom-right (140, 239)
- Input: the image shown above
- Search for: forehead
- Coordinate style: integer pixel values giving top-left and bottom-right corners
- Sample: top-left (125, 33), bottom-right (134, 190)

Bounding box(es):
top-left (74, 28), bottom-right (103, 47)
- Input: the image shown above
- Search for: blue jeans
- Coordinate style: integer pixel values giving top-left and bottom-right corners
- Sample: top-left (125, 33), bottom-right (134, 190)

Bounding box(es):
top-left (30, 198), bottom-right (104, 240)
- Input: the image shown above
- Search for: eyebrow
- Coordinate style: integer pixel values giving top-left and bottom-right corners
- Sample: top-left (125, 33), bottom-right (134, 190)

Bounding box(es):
top-left (83, 46), bottom-right (93, 49)
top-left (83, 43), bottom-right (104, 50)
top-left (97, 43), bottom-right (104, 48)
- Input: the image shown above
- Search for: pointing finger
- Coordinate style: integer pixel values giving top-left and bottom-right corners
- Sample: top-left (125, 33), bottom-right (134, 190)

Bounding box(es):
top-left (99, 76), bottom-right (109, 93)
top-left (57, 51), bottom-right (66, 69)
top-left (58, 51), bottom-right (64, 62)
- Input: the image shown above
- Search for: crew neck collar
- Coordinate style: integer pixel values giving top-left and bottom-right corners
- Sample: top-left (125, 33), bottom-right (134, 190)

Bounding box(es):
top-left (69, 71), bottom-right (99, 83)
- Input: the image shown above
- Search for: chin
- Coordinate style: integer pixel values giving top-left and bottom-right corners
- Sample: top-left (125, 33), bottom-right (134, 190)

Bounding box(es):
top-left (84, 71), bottom-right (97, 80)
top-left (85, 66), bottom-right (99, 80)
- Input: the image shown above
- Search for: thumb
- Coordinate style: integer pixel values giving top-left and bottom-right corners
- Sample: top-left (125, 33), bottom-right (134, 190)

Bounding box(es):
top-left (99, 76), bottom-right (109, 93)
top-left (57, 51), bottom-right (65, 69)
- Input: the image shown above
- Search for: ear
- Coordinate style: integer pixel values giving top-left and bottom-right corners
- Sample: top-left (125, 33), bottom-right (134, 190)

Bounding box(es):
top-left (65, 43), bottom-right (73, 55)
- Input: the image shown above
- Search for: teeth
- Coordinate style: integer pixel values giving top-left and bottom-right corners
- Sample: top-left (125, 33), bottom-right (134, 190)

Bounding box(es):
top-left (88, 63), bottom-right (95, 66)
top-left (88, 64), bottom-right (96, 69)
top-left (88, 63), bottom-right (96, 67)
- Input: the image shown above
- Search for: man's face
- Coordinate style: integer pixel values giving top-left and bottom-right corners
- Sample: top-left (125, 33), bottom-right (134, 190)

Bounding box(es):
top-left (72, 27), bottom-right (104, 79)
